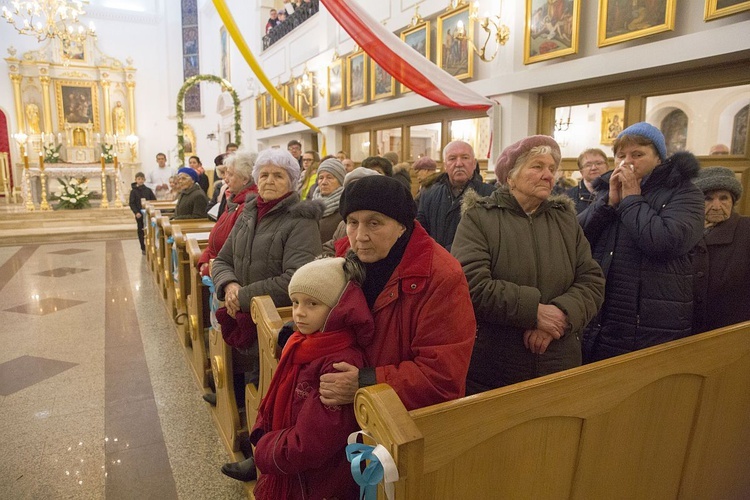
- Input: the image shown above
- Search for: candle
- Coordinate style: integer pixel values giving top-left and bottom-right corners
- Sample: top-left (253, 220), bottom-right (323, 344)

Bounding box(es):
top-left (58, 132), bottom-right (62, 144)
top-left (101, 153), bottom-right (105, 170)
top-left (113, 153), bottom-right (118, 169)
top-left (39, 152), bottom-right (44, 170)
top-left (95, 133), bottom-right (100, 144)
top-left (41, 132), bottom-right (45, 143)
top-left (23, 151), bottom-right (29, 169)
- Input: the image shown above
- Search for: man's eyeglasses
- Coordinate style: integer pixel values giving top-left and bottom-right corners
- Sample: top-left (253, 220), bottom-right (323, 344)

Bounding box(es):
top-left (582, 161), bottom-right (607, 169)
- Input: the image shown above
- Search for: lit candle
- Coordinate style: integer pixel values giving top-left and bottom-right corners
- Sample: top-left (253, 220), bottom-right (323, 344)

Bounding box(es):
top-left (23, 151), bottom-right (29, 169)
top-left (39, 151), bottom-right (44, 170)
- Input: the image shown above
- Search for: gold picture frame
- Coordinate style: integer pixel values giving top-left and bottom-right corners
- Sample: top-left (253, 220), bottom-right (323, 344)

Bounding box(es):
top-left (704, 0), bottom-right (750, 20)
top-left (273, 85), bottom-right (285, 127)
top-left (598, 0), bottom-right (677, 48)
top-left (296, 72), bottom-right (314, 119)
top-left (437, 4), bottom-right (473, 80)
top-left (255, 95), bottom-right (264, 130)
top-left (327, 58), bottom-right (344, 111)
top-left (346, 50), bottom-right (367, 107)
top-left (524, 0), bottom-right (581, 64)
top-left (371, 60), bottom-right (395, 101)
top-left (60, 39), bottom-right (87, 64)
top-left (601, 106), bottom-right (625, 145)
top-left (54, 80), bottom-right (100, 131)
top-left (263, 93), bottom-right (273, 128)
top-left (285, 82), bottom-right (296, 123)
top-left (400, 20), bottom-right (430, 93)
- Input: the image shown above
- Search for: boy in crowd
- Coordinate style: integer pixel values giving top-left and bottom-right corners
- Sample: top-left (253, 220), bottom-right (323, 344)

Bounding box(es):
top-left (129, 172), bottom-right (156, 254)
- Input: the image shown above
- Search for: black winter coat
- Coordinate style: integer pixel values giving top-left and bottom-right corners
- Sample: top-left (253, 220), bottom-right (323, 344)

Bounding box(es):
top-left (565, 181), bottom-right (597, 214)
top-left (129, 182), bottom-right (156, 215)
top-left (578, 152), bottom-right (704, 362)
top-left (416, 172), bottom-right (495, 250)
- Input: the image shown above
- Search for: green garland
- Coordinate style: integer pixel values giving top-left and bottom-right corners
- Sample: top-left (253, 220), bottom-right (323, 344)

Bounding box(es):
top-left (176, 74), bottom-right (242, 166)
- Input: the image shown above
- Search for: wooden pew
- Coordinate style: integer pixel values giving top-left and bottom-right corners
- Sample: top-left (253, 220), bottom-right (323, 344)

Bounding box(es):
top-left (354, 322), bottom-right (750, 499)
top-left (143, 201), bottom-right (175, 271)
top-left (186, 237), bottom-right (211, 389)
top-left (171, 226), bottom-right (213, 346)
top-left (248, 296), bottom-right (292, 434)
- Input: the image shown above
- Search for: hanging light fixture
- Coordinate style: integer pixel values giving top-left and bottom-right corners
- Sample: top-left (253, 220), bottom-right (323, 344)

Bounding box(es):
top-left (2, 0), bottom-right (96, 45)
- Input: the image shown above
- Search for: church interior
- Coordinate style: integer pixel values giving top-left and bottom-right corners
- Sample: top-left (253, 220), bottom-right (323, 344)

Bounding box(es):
top-left (1, 0), bottom-right (749, 498)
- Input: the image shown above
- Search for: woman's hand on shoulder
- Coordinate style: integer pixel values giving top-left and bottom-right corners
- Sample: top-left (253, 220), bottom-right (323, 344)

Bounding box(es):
top-left (319, 362), bottom-right (359, 406)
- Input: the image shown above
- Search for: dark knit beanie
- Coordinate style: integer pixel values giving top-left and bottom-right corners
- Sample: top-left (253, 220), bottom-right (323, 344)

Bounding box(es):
top-left (694, 166), bottom-right (742, 201)
top-left (339, 175), bottom-right (416, 228)
top-left (617, 122), bottom-right (668, 161)
top-left (495, 135), bottom-right (560, 185)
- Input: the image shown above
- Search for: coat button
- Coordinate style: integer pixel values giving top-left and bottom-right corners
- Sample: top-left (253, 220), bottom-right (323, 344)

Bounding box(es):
top-left (389, 292), bottom-right (394, 297)
top-left (410, 283), bottom-right (417, 290)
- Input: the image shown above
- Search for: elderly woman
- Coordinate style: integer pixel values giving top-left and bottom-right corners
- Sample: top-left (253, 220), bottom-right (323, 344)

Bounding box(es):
top-left (172, 167), bottom-right (209, 219)
top-left (692, 166), bottom-right (750, 333)
top-left (313, 158), bottom-right (346, 243)
top-left (451, 135), bottom-right (605, 393)
top-left (319, 175), bottom-right (476, 411)
top-left (579, 122), bottom-right (704, 362)
top-left (197, 151), bottom-right (258, 276)
top-left (211, 148), bottom-right (322, 412)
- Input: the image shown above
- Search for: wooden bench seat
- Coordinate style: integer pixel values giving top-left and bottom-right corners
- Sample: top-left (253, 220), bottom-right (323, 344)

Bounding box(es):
top-left (353, 321), bottom-right (750, 499)
top-left (171, 226), bottom-right (213, 346)
top-left (186, 237), bottom-right (212, 389)
top-left (143, 201), bottom-right (175, 271)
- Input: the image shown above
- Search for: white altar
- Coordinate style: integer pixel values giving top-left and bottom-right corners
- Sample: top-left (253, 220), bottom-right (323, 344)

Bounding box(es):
top-left (22, 163), bottom-right (125, 205)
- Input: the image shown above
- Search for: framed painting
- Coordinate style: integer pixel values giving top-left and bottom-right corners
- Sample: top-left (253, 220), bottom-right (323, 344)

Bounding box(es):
top-left (400, 20), bottom-right (430, 92)
top-left (263, 93), bottom-right (273, 128)
top-left (296, 72), bottom-right (314, 118)
top-left (327, 58), bottom-right (344, 111)
top-left (346, 50), bottom-right (367, 107)
top-left (524, 0), bottom-right (581, 64)
top-left (255, 95), bottom-right (264, 130)
top-left (371, 60), bottom-right (395, 101)
top-left (704, 0), bottom-right (750, 20)
top-left (437, 4), bottom-right (473, 80)
top-left (601, 106), bottom-right (625, 144)
top-left (273, 85), bottom-right (285, 126)
top-left (54, 80), bottom-right (100, 131)
top-left (60, 39), bottom-right (87, 63)
top-left (285, 82), bottom-right (296, 123)
top-left (220, 26), bottom-right (230, 80)
top-left (598, 0), bottom-right (677, 48)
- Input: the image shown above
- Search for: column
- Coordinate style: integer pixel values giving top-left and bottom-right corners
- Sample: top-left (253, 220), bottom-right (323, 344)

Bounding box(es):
top-left (10, 74), bottom-right (26, 133)
top-left (126, 80), bottom-right (137, 135)
top-left (101, 80), bottom-right (112, 137)
top-left (39, 74), bottom-right (53, 134)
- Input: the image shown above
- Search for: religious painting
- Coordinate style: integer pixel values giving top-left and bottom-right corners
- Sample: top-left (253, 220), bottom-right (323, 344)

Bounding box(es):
top-left (524, 0), bottom-right (581, 64)
top-left (400, 20), bottom-right (430, 93)
top-left (183, 124), bottom-right (196, 154)
top-left (263, 93), bottom-right (273, 128)
top-left (55, 80), bottom-right (99, 131)
top-left (327, 58), bottom-right (344, 111)
top-left (598, 0), bottom-right (676, 48)
top-left (60, 39), bottom-right (87, 63)
top-left (220, 26), bottom-right (230, 80)
top-left (371, 61), bottom-right (395, 101)
top-left (437, 4), bottom-right (473, 80)
top-left (704, 0), bottom-right (750, 20)
top-left (273, 85), bottom-right (285, 127)
top-left (296, 73), bottom-right (314, 119)
top-left (256, 95), bottom-right (264, 130)
top-left (601, 106), bottom-right (625, 144)
top-left (285, 82), bottom-right (296, 123)
top-left (661, 109), bottom-right (688, 156)
top-left (346, 50), bottom-right (367, 107)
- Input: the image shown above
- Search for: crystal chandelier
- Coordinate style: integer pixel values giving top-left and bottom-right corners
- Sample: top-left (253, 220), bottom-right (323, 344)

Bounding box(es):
top-left (2, 0), bottom-right (96, 45)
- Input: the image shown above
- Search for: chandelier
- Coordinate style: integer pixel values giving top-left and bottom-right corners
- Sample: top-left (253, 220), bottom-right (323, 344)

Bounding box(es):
top-left (2, 0), bottom-right (96, 45)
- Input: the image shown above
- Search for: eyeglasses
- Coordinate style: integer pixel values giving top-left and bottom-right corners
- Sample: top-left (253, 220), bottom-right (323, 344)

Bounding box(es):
top-left (582, 161), bottom-right (607, 169)
top-left (302, 158), bottom-right (314, 162)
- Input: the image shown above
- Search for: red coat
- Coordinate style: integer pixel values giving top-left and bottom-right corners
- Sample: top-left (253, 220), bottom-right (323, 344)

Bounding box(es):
top-left (338, 222), bottom-right (476, 410)
top-left (197, 185), bottom-right (257, 269)
top-left (250, 283), bottom-right (374, 500)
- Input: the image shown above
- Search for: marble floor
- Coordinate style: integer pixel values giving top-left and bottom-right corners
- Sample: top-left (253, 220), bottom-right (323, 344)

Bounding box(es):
top-left (0, 239), bottom-right (245, 499)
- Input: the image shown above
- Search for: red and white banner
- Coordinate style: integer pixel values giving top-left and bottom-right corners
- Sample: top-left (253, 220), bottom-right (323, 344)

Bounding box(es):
top-left (321, 0), bottom-right (494, 111)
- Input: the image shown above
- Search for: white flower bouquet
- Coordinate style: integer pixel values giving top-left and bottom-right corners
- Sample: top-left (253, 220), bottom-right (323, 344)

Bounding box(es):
top-left (52, 177), bottom-right (91, 209)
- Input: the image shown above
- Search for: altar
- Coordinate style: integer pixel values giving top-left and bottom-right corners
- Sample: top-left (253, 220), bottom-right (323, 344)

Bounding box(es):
top-left (22, 162), bottom-right (125, 205)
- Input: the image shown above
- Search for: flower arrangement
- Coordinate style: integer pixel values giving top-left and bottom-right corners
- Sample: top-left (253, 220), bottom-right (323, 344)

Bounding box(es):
top-left (176, 74), bottom-right (242, 166)
top-left (101, 144), bottom-right (114, 164)
top-left (52, 177), bottom-right (91, 210)
top-left (44, 143), bottom-right (62, 163)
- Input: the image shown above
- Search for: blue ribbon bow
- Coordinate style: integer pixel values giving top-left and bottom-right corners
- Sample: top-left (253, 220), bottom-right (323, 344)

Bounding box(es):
top-left (201, 276), bottom-right (217, 313)
top-left (346, 443), bottom-right (385, 500)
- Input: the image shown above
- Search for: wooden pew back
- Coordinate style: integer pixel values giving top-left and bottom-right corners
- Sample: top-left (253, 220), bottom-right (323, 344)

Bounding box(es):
top-left (355, 322), bottom-right (750, 499)
top-left (186, 237), bottom-right (211, 388)
top-left (171, 226), bottom-right (213, 345)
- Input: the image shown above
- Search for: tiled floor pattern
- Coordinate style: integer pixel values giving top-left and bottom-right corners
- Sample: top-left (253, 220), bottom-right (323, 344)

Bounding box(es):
top-left (0, 240), bottom-right (244, 499)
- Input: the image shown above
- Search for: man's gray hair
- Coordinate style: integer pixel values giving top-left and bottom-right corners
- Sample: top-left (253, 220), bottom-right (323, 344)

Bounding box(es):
top-left (443, 140), bottom-right (475, 160)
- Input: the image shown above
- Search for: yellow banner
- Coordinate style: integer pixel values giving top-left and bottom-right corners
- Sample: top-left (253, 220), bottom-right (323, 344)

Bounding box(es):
top-left (212, 0), bottom-right (326, 155)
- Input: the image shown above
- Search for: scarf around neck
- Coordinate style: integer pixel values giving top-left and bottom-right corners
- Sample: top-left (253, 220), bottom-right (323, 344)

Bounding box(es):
top-left (256, 191), bottom-right (292, 224)
top-left (313, 186), bottom-right (343, 217)
top-left (361, 224), bottom-right (413, 309)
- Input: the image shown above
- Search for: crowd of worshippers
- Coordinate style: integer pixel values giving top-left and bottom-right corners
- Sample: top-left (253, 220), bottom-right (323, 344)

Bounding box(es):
top-left (264, 0), bottom-right (318, 36)
top-left (134, 123), bottom-right (749, 499)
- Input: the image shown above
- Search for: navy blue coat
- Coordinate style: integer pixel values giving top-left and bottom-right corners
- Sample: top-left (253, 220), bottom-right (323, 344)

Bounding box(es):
top-left (578, 152), bottom-right (704, 362)
top-left (417, 172), bottom-right (495, 250)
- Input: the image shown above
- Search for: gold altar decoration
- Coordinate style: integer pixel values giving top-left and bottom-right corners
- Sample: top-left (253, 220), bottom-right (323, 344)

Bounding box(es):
top-left (1, 0), bottom-right (96, 46)
top-left (113, 153), bottom-right (122, 208)
top-left (14, 133), bottom-right (35, 211)
top-left (38, 151), bottom-right (50, 210)
top-left (99, 154), bottom-right (109, 209)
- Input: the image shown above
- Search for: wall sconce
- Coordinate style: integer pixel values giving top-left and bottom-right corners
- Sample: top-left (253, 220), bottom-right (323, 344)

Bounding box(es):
top-left (466, 1), bottom-right (510, 62)
top-left (554, 106), bottom-right (572, 132)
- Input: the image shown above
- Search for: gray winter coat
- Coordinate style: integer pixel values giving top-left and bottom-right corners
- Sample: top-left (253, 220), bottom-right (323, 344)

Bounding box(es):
top-left (173, 182), bottom-right (208, 219)
top-left (211, 193), bottom-right (323, 311)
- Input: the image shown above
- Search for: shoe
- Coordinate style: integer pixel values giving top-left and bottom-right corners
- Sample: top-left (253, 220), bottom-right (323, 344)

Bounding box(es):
top-left (141, 250), bottom-right (146, 255)
top-left (202, 392), bottom-right (217, 406)
top-left (221, 457), bottom-right (257, 482)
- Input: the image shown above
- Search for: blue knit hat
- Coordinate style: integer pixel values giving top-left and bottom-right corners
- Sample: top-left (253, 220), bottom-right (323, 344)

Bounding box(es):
top-left (617, 122), bottom-right (668, 161)
top-left (177, 167), bottom-right (199, 183)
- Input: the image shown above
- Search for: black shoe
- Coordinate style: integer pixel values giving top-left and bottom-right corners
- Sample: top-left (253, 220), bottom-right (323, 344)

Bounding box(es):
top-left (202, 392), bottom-right (216, 406)
top-left (221, 457), bottom-right (257, 482)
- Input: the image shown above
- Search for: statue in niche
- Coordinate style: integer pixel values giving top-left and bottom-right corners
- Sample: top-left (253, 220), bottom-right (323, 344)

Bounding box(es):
top-left (113, 101), bottom-right (127, 135)
top-left (73, 127), bottom-right (86, 146)
top-left (26, 103), bottom-right (41, 134)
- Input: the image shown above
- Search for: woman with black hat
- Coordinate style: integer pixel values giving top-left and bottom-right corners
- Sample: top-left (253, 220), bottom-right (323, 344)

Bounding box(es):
top-left (318, 175), bottom-right (476, 411)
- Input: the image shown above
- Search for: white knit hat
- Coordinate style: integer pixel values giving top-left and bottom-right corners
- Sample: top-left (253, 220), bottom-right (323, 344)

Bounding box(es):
top-left (288, 258), bottom-right (347, 309)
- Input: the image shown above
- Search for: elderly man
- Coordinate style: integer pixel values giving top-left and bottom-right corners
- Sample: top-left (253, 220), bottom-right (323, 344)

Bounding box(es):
top-left (691, 166), bottom-right (750, 334)
top-left (417, 140), bottom-right (495, 250)
top-left (566, 148), bottom-right (609, 213)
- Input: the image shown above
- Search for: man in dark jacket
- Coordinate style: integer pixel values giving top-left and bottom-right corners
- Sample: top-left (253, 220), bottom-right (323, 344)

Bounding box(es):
top-left (129, 172), bottom-right (156, 254)
top-left (417, 141), bottom-right (494, 250)
top-left (579, 122), bottom-right (704, 362)
top-left (566, 148), bottom-right (609, 213)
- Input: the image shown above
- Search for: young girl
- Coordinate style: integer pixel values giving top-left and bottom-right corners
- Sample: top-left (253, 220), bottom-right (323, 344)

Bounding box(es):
top-left (221, 256), bottom-right (374, 500)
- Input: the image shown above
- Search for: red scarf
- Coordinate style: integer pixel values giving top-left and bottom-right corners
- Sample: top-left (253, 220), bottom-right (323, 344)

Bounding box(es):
top-left (258, 329), bottom-right (355, 431)
top-left (256, 191), bottom-right (292, 225)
